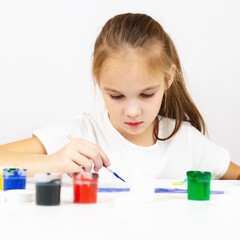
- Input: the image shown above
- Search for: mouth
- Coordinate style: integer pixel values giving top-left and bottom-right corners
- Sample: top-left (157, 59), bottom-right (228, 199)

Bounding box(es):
top-left (125, 121), bottom-right (143, 128)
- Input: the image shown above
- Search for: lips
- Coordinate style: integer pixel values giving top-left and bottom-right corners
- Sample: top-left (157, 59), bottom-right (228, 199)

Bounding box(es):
top-left (125, 121), bottom-right (143, 127)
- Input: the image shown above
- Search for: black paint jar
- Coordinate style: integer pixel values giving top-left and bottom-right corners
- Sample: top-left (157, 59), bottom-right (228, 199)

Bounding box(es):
top-left (35, 173), bottom-right (62, 206)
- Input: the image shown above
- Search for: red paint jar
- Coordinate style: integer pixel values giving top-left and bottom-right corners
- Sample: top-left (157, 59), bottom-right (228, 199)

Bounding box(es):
top-left (73, 172), bottom-right (98, 204)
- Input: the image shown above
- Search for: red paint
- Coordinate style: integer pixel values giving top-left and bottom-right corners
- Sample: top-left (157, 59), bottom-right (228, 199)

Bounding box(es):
top-left (73, 173), bottom-right (98, 204)
top-left (125, 122), bottom-right (143, 127)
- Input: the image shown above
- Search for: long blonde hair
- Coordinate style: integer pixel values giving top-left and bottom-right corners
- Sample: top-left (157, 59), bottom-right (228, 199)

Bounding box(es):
top-left (92, 13), bottom-right (206, 140)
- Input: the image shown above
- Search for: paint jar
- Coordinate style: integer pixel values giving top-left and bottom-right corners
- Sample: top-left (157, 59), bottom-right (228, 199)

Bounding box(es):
top-left (2, 168), bottom-right (27, 191)
top-left (35, 173), bottom-right (62, 206)
top-left (5, 189), bottom-right (34, 203)
top-left (187, 171), bottom-right (211, 200)
top-left (0, 172), bottom-right (3, 191)
top-left (73, 172), bottom-right (98, 204)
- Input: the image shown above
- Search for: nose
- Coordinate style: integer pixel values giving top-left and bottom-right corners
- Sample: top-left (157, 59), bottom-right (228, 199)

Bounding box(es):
top-left (124, 100), bottom-right (141, 118)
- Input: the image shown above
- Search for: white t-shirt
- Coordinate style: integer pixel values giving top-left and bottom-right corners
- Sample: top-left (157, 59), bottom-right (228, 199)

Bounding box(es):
top-left (32, 110), bottom-right (230, 183)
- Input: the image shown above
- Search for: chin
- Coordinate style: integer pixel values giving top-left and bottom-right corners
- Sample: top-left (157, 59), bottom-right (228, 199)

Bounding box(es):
top-left (123, 127), bottom-right (145, 135)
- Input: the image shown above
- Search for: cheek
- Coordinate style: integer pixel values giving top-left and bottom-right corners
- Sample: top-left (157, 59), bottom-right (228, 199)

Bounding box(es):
top-left (157, 93), bottom-right (164, 106)
top-left (102, 95), bottom-right (120, 114)
top-left (149, 93), bottom-right (164, 112)
top-left (102, 96), bottom-right (112, 110)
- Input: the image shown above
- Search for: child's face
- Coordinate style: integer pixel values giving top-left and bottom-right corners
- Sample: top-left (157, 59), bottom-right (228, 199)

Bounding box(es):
top-left (99, 54), bottom-right (167, 144)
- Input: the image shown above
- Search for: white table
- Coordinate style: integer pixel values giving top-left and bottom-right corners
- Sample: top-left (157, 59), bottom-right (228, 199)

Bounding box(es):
top-left (0, 179), bottom-right (240, 240)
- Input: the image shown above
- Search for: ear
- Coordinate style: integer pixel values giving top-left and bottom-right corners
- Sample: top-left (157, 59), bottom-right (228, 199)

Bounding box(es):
top-left (164, 64), bottom-right (176, 91)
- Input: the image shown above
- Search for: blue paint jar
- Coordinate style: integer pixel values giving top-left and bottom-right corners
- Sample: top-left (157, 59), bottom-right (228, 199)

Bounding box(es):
top-left (3, 168), bottom-right (27, 191)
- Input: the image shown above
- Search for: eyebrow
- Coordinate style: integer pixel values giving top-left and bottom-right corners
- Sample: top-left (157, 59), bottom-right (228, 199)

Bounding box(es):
top-left (103, 85), bottom-right (161, 93)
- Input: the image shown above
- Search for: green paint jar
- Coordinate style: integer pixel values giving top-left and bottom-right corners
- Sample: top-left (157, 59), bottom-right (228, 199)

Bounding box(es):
top-left (187, 171), bottom-right (211, 200)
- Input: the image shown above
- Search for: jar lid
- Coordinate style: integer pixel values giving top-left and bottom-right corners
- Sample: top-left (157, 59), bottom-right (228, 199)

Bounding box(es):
top-left (34, 173), bottom-right (62, 183)
top-left (3, 168), bottom-right (27, 177)
top-left (5, 189), bottom-right (34, 203)
top-left (73, 172), bottom-right (98, 180)
top-left (187, 171), bottom-right (211, 181)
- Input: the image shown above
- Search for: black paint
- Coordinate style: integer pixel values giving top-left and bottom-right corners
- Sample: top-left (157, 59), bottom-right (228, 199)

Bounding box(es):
top-left (36, 180), bottom-right (61, 206)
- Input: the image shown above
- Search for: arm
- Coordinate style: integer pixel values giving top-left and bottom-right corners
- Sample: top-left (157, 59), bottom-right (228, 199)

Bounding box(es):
top-left (0, 136), bottom-right (51, 177)
top-left (0, 136), bottom-right (47, 154)
top-left (0, 136), bottom-right (111, 177)
top-left (220, 161), bottom-right (240, 180)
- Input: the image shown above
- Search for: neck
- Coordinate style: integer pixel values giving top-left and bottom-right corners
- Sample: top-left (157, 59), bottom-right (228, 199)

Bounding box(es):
top-left (124, 133), bottom-right (156, 146)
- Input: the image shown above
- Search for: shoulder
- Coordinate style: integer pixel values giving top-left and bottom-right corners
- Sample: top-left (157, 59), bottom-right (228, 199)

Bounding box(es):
top-left (158, 116), bottom-right (201, 140)
top-left (47, 111), bottom-right (107, 140)
top-left (78, 110), bottom-right (107, 130)
top-left (32, 111), bottom-right (105, 138)
top-left (158, 116), bottom-right (230, 179)
top-left (32, 110), bottom-right (107, 154)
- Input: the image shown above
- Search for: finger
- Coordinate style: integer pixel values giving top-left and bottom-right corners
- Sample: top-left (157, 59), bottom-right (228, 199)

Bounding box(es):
top-left (76, 144), bottom-right (103, 171)
top-left (93, 158), bottom-right (102, 172)
top-left (68, 135), bottom-right (109, 165)
top-left (92, 155), bottom-right (103, 172)
top-left (83, 140), bottom-right (111, 167)
top-left (77, 139), bottom-right (110, 167)
top-left (68, 135), bottom-right (111, 168)
top-left (65, 162), bottom-right (85, 174)
top-left (84, 140), bottom-right (110, 166)
top-left (71, 152), bottom-right (93, 172)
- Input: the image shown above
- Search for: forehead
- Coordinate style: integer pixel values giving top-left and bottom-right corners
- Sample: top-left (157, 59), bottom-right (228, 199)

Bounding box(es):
top-left (99, 54), bottom-right (165, 88)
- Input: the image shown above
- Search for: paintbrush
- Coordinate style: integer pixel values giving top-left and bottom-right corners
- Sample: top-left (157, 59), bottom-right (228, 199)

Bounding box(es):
top-left (104, 165), bottom-right (126, 182)
top-left (67, 135), bottom-right (125, 182)
top-left (67, 166), bottom-right (126, 182)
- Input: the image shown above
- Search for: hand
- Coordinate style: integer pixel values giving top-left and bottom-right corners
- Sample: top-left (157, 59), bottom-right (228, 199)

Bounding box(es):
top-left (47, 135), bottom-right (111, 174)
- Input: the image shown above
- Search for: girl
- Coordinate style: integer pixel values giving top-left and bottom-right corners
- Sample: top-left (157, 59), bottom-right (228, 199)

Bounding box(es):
top-left (0, 13), bottom-right (239, 182)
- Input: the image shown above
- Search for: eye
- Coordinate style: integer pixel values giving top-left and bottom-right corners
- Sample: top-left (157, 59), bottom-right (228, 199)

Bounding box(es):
top-left (110, 95), bottom-right (124, 100)
top-left (140, 93), bottom-right (155, 98)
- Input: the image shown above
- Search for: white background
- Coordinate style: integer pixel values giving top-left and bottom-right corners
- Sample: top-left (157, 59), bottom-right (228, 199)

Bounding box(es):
top-left (0, 0), bottom-right (239, 164)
